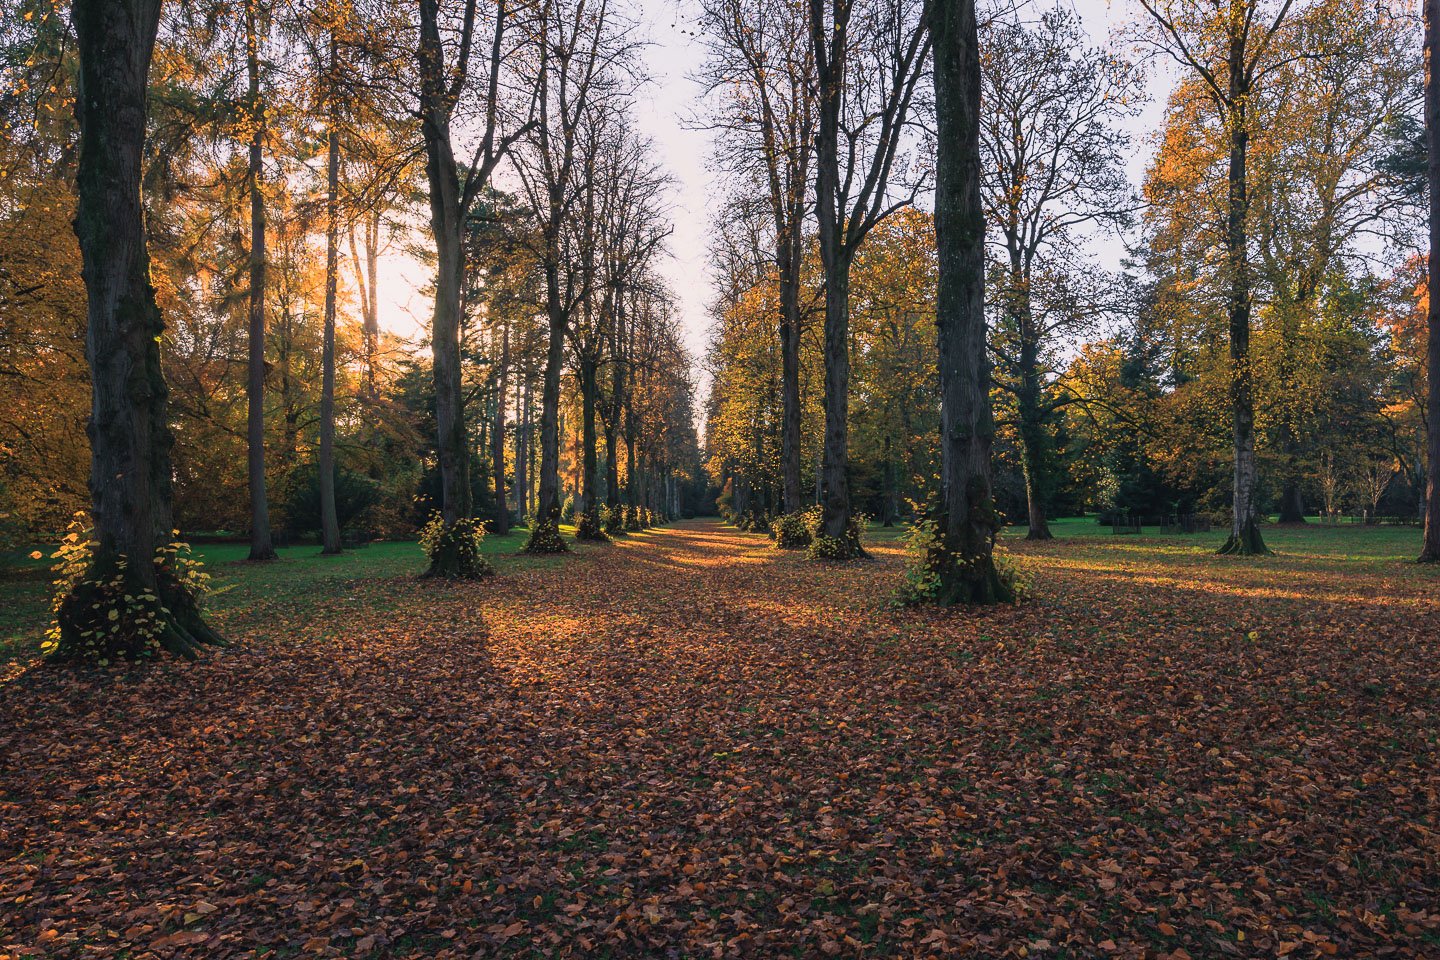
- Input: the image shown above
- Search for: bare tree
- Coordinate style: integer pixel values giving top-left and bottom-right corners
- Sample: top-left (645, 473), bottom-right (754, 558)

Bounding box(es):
top-left (808, 0), bottom-right (931, 557)
top-left (697, 0), bottom-right (814, 515)
top-left (512, 0), bottom-right (636, 553)
top-left (980, 7), bottom-right (1139, 540)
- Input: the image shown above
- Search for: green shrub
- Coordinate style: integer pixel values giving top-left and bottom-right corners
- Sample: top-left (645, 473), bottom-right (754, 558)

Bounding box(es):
top-left (523, 515), bottom-right (569, 554)
top-left (893, 515), bottom-right (1026, 606)
top-left (45, 515), bottom-right (213, 662)
top-left (771, 508), bottom-right (818, 549)
top-left (419, 514), bottom-right (493, 579)
top-left (805, 511), bottom-right (868, 561)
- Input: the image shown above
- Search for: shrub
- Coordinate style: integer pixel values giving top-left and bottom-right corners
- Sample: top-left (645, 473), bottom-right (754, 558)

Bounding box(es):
top-left (280, 462), bottom-right (381, 538)
top-left (771, 508), bottom-right (818, 550)
top-left (575, 505), bottom-right (608, 541)
top-left (805, 511), bottom-right (868, 561)
top-left (603, 503), bottom-right (625, 536)
top-left (893, 515), bottom-right (1026, 606)
top-left (523, 514), bottom-right (569, 554)
top-left (418, 513), bottom-right (493, 579)
top-left (45, 514), bottom-right (214, 662)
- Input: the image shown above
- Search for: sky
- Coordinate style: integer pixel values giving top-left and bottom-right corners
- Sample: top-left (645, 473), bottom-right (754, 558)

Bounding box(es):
top-left (373, 0), bottom-right (1179, 396)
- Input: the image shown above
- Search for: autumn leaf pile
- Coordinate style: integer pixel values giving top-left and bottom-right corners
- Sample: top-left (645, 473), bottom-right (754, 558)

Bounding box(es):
top-left (2, 522), bottom-right (1437, 958)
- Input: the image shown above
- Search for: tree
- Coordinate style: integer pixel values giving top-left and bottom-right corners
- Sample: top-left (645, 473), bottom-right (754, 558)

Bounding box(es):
top-left (513, 0), bottom-right (634, 554)
top-left (244, 0), bottom-right (278, 561)
top-left (57, 0), bottom-right (223, 659)
top-left (416, 0), bottom-right (529, 576)
top-left (925, 0), bottom-right (1009, 602)
top-left (1423, 0), bottom-right (1440, 562)
top-left (807, 0), bottom-right (931, 558)
top-left (980, 7), bottom-right (1139, 540)
top-left (1247, 0), bottom-right (1416, 523)
top-left (698, 0), bottom-right (814, 515)
top-left (1136, 0), bottom-right (1305, 554)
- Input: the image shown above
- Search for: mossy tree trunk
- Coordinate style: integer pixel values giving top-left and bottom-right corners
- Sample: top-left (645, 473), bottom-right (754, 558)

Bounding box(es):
top-left (61, 0), bottom-right (223, 659)
top-left (244, 0), bottom-right (276, 563)
top-left (930, 0), bottom-right (1011, 605)
top-left (1422, 0), bottom-right (1440, 563)
top-left (318, 32), bottom-right (343, 556)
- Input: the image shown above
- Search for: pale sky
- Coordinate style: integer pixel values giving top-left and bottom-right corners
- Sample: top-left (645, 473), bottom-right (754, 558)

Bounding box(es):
top-left (373, 0), bottom-right (1177, 393)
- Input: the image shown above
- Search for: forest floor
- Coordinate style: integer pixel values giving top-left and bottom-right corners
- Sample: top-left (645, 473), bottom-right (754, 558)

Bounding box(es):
top-left (1, 520), bottom-right (1437, 958)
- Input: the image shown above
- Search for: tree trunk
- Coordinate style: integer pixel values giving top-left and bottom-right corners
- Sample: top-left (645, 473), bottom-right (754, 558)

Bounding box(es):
top-left (1218, 28), bottom-right (1269, 556)
top-left (817, 254), bottom-right (861, 554)
top-left (1016, 336), bottom-right (1053, 541)
top-left (928, 0), bottom-right (1010, 604)
top-left (813, 34), bottom-right (862, 558)
top-left (576, 359), bottom-right (606, 540)
top-left (517, 374), bottom-right (531, 519)
top-left (419, 0), bottom-right (471, 536)
top-left (349, 212), bottom-right (382, 401)
top-left (244, 0), bottom-right (275, 562)
top-left (492, 320), bottom-right (510, 535)
top-left (525, 261), bottom-right (570, 553)
top-left (59, 0), bottom-right (223, 659)
top-left (1278, 476), bottom-right (1306, 524)
top-left (1424, 0), bottom-right (1440, 562)
top-left (318, 41), bottom-right (342, 556)
top-left (779, 224), bottom-right (805, 514)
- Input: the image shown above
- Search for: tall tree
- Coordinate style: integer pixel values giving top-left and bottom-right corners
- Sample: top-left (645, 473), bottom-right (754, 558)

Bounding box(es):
top-left (58, 0), bottom-right (223, 658)
top-left (245, 0), bottom-right (277, 561)
top-left (1423, 0), bottom-right (1440, 562)
top-left (318, 24), bottom-right (343, 555)
top-left (416, 0), bottom-right (529, 576)
top-left (513, 0), bottom-right (632, 553)
top-left (698, 0), bottom-right (815, 515)
top-left (807, 0), bottom-right (931, 557)
top-left (1137, 0), bottom-right (1303, 555)
top-left (980, 7), bottom-right (1138, 540)
top-left (927, 0), bottom-right (1010, 602)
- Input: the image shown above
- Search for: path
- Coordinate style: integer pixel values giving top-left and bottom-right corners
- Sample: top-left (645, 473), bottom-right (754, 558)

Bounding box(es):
top-left (2, 521), bottom-right (1437, 958)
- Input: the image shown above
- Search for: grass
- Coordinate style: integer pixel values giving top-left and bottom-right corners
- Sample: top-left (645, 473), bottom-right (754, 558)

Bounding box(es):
top-left (0, 524), bottom-right (603, 673)
top-left (3, 516), bottom-right (1428, 674)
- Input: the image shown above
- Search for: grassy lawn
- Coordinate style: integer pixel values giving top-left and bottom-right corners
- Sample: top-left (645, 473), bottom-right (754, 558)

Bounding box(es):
top-left (0, 525), bottom-right (616, 674)
top-left (6, 518), bottom-right (1426, 674)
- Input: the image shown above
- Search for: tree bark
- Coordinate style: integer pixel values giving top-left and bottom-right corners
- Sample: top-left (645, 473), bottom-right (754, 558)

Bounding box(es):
top-left (492, 319), bottom-right (511, 535)
top-left (811, 3), bottom-right (863, 558)
top-left (418, 0), bottom-right (472, 545)
top-left (1277, 475), bottom-right (1306, 524)
top-left (1423, 0), bottom-right (1440, 562)
top-left (318, 33), bottom-right (342, 556)
top-left (1014, 322), bottom-right (1053, 541)
top-left (245, 0), bottom-right (276, 562)
top-left (60, 0), bottom-right (223, 659)
top-left (929, 0), bottom-right (1010, 604)
top-left (779, 225), bottom-right (805, 514)
top-left (517, 373), bottom-right (531, 519)
top-left (1218, 16), bottom-right (1269, 556)
top-left (575, 358), bottom-right (606, 540)
top-left (527, 258), bottom-right (570, 552)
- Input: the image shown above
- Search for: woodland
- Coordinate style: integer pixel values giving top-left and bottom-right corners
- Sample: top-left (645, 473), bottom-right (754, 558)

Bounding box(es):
top-left (1, 0), bottom-right (1438, 955)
